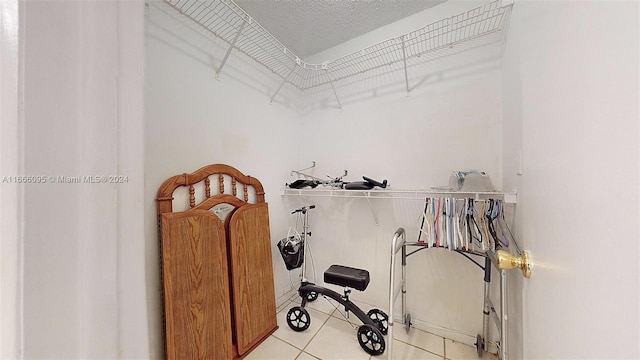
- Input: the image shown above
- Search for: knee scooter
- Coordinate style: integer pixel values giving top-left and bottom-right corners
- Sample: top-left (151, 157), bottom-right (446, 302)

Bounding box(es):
top-left (277, 205), bottom-right (388, 356)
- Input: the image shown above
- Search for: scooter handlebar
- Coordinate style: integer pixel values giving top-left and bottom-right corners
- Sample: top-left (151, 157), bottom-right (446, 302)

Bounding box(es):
top-left (291, 205), bottom-right (316, 214)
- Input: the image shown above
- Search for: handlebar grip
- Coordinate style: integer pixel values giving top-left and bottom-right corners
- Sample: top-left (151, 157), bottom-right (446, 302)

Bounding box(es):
top-left (291, 205), bottom-right (316, 214)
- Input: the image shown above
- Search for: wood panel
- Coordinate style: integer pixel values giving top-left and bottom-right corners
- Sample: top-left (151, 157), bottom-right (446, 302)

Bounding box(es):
top-left (162, 210), bottom-right (233, 360)
top-left (228, 203), bottom-right (278, 355)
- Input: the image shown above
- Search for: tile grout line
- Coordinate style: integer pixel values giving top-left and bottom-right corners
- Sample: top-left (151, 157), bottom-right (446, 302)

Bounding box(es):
top-left (275, 298), bottom-right (459, 360)
top-left (299, 307), bottom-right (336, 358)
top-left (272, 300), bottom-right (309, 355)
top-left (273, 299), bottom-right (337, 360)
top-left (391, 336), bottom-right (446, 359)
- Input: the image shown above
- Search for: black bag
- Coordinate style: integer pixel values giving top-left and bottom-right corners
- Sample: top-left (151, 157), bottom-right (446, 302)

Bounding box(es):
top-left (277, 236), bottom-right (304, 270)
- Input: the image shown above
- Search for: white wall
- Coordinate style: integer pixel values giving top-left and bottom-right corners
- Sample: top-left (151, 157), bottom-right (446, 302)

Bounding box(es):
top-left (19, 0), bottom-right (145, 358)
top-left (145, 1), bottom-right (304, 356)
top-left (0, 1), bottom-right (21, 358)
top-left (147, 0), bottom-right (509, 352)
top-left (14, 0), bottom-right (638, 358)
top-left (502, 1), bottom-right (639, 359)
top-left (294, 70), bottom-right (505, 346)
top-left (289, 0), bottom-right (507, 347)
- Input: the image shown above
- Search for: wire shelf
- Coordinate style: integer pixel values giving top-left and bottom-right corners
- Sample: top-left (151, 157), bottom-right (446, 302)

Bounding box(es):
top-left (164, 0), bottom-right (512, 91)
top-left (281, 188), bottom-right (517, 203)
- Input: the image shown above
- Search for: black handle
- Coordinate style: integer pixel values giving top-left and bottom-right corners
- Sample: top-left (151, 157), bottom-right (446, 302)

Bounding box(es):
top-left (291, 205), bottom-right (316, 214)
top-left (362, 176), bottom-right (388, 189)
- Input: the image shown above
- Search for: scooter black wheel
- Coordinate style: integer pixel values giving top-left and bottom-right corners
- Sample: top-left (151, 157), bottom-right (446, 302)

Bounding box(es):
top-left (404, 313), bottom-right (412, 333)
top-left (367, 309), bottom-right (389, 335)
top-left (357, 324), bottom-right (385, 356)
top-left (286, 306), bottom-right (311, 332)
top-left (475, 334), bottom-right (485, 357)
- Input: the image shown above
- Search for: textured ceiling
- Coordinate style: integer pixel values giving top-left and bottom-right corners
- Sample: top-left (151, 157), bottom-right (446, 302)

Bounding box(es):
top-left (233, 0), bottom-right (446, 59)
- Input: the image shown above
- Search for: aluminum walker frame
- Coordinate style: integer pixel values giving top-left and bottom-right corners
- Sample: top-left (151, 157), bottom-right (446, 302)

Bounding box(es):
top-left (388, 228), bottom-right (509, 360)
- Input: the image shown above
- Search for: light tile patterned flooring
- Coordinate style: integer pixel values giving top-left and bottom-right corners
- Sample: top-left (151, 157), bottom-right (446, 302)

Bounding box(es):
top-left (247, 293), bottom-right (498, 360)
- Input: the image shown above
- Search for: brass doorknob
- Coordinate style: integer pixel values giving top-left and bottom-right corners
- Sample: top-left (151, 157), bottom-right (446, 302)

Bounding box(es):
top-left (495, 250), bottom-right (531, 278)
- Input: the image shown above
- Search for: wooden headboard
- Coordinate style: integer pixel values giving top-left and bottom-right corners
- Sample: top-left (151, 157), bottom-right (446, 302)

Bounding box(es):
top-left (156, 163), bottom-right (266, 216)
top-left (155, 163), bottom-right (276, 359)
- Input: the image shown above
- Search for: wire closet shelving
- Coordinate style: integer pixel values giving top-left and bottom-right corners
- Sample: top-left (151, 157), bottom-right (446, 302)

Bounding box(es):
top-left (282, 187), bottom-right (517, 203)
top-left (163, 0), bottom-right (513, 101)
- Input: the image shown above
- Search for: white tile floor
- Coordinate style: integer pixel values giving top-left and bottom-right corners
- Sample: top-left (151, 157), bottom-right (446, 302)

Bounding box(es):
top-left (246, 293), bottom-right (498, 360)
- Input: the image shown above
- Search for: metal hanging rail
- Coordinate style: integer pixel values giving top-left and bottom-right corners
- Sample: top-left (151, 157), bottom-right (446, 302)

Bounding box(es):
top-left (163, 0), bottom-right (512, 92)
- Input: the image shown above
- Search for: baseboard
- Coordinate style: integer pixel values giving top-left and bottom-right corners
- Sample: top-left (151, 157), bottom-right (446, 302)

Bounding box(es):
top-left (276, 287), bottom-right (297, 308)
top-left (394, 316), bottom-right (499, 355)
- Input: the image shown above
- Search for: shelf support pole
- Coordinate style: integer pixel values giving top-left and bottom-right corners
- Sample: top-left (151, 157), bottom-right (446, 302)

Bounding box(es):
top-left (365, 197), bottom-right (380, 226)
top-left (216, 20), bottom-right (246, 79)
top-left (324, 70), bottom-right (343, 110)
top-left (270, 65), bottom-right (297, 103)
top-left (401, 36), bottom-right (410, 93)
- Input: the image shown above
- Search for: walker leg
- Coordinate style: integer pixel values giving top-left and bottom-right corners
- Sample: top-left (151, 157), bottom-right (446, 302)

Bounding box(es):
top-left (401, 243), bottom-right (408, 330)
top-left (478, 256), bottom-right (492, 356)
top-left (500, 269), bottom-right (508, 360)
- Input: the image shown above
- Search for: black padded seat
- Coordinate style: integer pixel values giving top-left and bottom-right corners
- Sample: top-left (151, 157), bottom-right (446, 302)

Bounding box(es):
top-left (324, 265), bottom-right (370, 291)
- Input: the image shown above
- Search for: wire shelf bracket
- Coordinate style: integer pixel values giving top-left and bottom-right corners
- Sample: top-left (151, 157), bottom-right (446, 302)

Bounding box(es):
top-left (271, 65), bottom-right (297, 104)
top-left (401, 35), bottom-right (410, 94)
top-left (216, 20), bottom-right (246, 79)
top-left (325, 70), bottom-right (343, 110)
top-left (163, 0), bottom-right (513, 100)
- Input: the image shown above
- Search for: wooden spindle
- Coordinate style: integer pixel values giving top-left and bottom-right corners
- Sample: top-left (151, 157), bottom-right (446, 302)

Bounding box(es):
top-left (244, 177), bottom-right (249, 202)
top-left (189, 185), bottom-right (195, 208)
top-left (232, 178), bottom-right (237, 197)
top-left (205, 177), bottom-right (210, 198)
top-left (219, 174), bottom-right (224, 194)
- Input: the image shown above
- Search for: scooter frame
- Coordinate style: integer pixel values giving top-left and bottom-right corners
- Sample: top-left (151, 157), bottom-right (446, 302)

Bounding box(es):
top-left (284, 205), bottom-right (388, 356)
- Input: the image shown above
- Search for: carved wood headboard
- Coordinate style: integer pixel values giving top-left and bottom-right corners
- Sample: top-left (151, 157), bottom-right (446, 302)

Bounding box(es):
top-left (155, 163), bottom-right (276, 359)
top-left (156, 163), bottom-right (266, 216)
